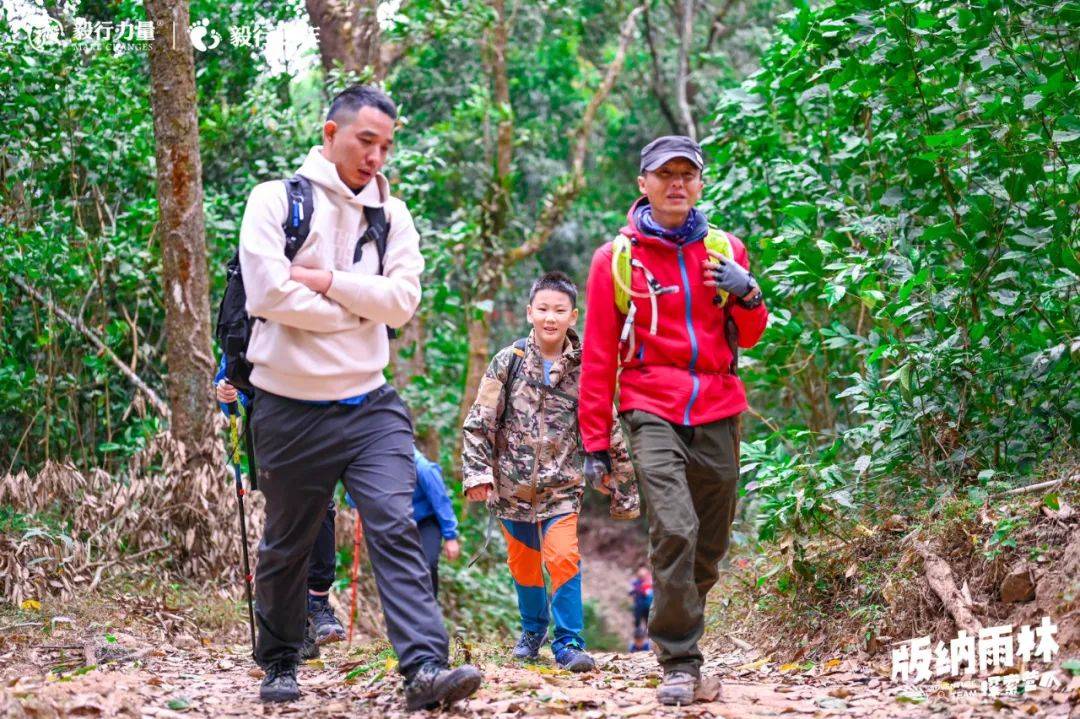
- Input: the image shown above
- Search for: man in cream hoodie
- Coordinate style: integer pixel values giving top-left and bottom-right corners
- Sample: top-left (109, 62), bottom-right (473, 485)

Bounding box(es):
top-left (239, 85), bottom-right (481, 709)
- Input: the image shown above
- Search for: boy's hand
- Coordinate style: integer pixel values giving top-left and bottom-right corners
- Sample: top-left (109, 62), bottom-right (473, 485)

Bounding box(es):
top-left (216, 380), bottom-right (238, 405)
top-left (443, 538), bottom-right (461, 561)
top-left (465, 484), bottom-right (493, 502)
top-left (584, 451), bottom-right (613, 495)
top-left (290, 266), bottom-right (333, 294)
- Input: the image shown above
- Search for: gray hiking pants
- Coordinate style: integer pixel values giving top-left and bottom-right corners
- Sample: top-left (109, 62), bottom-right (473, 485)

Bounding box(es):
top-left (621, 409), bottom-right (740, 677)
top-left (251, 384), bottom-right (448, 677)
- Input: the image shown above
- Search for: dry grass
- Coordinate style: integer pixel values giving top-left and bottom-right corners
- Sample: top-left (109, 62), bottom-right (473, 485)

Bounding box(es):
top-left (1, 424), bottom-right (408, 648)
top-left (1, 426), bottom-right (265, 608)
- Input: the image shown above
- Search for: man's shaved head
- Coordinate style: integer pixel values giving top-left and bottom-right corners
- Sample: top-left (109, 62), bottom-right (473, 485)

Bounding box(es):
top-left (326, 85), bottom-right (397, 126)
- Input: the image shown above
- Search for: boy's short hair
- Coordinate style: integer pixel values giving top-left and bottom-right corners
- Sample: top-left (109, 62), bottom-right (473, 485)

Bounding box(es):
top-left (529, 271), bottom-right (578, 308)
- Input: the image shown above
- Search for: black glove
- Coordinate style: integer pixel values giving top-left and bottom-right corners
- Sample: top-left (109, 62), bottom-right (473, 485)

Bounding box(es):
top-left (583, 451), bottom-right (613, 492)
top-left (706, 256), bottom-right (756, 299)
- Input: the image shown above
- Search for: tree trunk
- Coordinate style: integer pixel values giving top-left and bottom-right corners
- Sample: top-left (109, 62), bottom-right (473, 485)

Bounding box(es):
top-left (453, 313), bottom-right (493, 477)
top-left (145, 0), bottom-right (215, 460)
top-left (642, 4), bottom-right (682, 134)
top-left (675, 0), bottom-right (698, 140)
top-left (388, 316), bottom-right (440, 460)
top-left (450, 6), bottom-right (643, 479)
top-left (305, 0), bottom-right (384, 79)
top-left (490, 0), bottom-right (513, 231)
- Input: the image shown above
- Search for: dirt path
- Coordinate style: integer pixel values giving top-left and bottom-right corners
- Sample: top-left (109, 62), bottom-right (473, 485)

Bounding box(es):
top-left (4, 628), bottom-right (1076, 718)
top-left (3, 515), bottom-right (1076, 717)
top-left (580, 550), bottom-right (635, 649)
top-left (577, 512), bottom-right (649, 651)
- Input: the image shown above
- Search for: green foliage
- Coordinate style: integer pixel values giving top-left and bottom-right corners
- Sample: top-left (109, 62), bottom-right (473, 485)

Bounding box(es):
top-left (0, 505), bottom-right (71, 548)
top-left (0, 15), bottom-right (160, 472)
top-left (0, 3), bottom-right (314, 473)
top-left (581, 599), bottom-right (622, 652)
top-left (6, 0), bottom-right (1074, 626)
top-left (985, 514), bottom-right (1028, 559)
top-left (437, 512), bottom-right (519, 637)
top-left (706, 0), bottom-right (1079, 560)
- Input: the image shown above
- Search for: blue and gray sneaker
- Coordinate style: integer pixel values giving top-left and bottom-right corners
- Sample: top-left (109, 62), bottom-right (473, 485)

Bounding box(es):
top-left (554, 645), bottom-right (596, 673)
top-left (511, 630), bottom-right (547, 660)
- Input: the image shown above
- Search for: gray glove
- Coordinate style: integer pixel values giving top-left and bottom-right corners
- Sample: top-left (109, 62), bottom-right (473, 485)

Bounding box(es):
top-left (583, 451), bottom-right (612, 493)
top-left (707, 256), bottom-right (756, 298)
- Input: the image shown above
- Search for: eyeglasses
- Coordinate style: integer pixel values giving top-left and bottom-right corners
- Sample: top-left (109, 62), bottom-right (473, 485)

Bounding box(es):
top-left (650, 169), bottom-right (701, 183)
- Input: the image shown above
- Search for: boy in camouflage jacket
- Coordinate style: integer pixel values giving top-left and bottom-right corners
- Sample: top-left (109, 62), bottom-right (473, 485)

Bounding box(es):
top-left (463, 272), bottom-right (637, 672)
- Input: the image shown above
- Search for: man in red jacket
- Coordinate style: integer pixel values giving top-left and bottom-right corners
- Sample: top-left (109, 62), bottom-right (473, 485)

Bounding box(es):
top-left (579, 136), bottom-right (768, 705)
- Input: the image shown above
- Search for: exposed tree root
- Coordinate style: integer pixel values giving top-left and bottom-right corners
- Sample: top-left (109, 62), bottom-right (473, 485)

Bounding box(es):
top-left (913, 541), bottom-right (983, 634)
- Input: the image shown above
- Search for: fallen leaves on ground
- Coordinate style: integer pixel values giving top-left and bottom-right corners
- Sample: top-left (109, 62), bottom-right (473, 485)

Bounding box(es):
top-left (2, 624), bottom-right (1077, 719)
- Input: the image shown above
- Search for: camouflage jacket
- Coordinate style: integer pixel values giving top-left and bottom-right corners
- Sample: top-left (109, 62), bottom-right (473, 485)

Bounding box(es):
top-left (461, 329), bottom-right (638, 522)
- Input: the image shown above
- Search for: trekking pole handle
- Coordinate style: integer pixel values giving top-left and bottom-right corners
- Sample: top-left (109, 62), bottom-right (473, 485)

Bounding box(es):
top-left (227, 405), bottom-right (242, 466)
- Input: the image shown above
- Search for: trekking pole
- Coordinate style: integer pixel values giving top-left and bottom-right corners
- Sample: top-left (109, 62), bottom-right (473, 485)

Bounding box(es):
top-left (347, 507), bottom-right (362, 647)
top-left (242, 402), bottom-right (259, 491)
top-left (227, 402), bottom-right (257, 659)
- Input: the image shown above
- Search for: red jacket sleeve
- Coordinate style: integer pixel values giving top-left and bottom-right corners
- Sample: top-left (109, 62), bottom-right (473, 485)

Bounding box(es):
top-left (579, 243), bottom-right (622, 453)
top-left (727, 235), bottom-right (768, 348)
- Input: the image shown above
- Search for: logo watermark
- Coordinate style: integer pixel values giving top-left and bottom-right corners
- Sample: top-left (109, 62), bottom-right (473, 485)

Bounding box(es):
top-left (890, 616), bottom-right (1064, 699)
top-left (12, 15), bottom-right (309, 56)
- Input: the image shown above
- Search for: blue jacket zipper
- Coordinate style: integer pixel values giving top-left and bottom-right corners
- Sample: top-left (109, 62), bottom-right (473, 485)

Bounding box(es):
top-left (676, 245), bottom-right (700, 425)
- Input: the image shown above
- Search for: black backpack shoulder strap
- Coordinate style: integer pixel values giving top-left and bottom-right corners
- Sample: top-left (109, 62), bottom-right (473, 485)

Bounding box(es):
top-left (282, 175), bottom-right (313, 260)
top-left (724, 307), bottom-right (739, 375)
top-left (498, 338), bottom-right (528, 427)
top-left (355, 205), bottom-right (390, 274)
top-left (356, 205), bottom-right (396, 339)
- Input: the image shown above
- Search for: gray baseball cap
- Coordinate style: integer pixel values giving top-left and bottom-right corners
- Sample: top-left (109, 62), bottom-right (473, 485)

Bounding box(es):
top-left (640, 135), bottom-right (704, 173)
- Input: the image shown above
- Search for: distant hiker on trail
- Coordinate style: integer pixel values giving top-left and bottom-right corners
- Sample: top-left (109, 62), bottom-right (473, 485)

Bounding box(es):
top-left (461, 271), bottom-right (638, 673)
top-left (628, 627), bottom-right (651, 653)
top-left (215, 377), bottom-right (460, 649)
top-left (579, 135), bottom-right (768, 705)
top-left (628, 565), bottom-right (653, 634)
top-left (229, 84), bottom-right (481, 708)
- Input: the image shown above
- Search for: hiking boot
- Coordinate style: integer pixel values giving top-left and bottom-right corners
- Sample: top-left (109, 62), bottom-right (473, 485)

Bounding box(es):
top-left (404, 662), bottom-right (482, 711)
top-left (657, 670), bottom-right (698, 706)
top-left (553, 645), bottom-right (596, 673)
top-left (299, 622), bottom-right (320, 660)
top-left (511, 630), bottom-right (547, 660)
top-left (259, 660), bottom-right (299, 703)
top-left (307, 594), bottom-right (345, 645)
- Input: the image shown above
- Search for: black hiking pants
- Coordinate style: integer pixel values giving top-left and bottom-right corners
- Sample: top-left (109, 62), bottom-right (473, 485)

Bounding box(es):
top-left (416, 515), bottom-right (443, 598)
top-left (251, 384), bottom-right (448, 676)
top-left (307, 501), bottom-right (337, 594)
top-left (621, 409), bottom-right (740, 678)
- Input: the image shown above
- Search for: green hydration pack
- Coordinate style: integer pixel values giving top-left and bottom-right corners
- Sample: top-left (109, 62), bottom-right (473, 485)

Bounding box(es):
top-left (610, 227), bottom-right (736, 364)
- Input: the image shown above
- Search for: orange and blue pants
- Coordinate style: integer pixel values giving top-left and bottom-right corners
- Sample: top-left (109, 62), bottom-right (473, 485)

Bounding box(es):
top-left (500, 513), bottom-right (584, 653)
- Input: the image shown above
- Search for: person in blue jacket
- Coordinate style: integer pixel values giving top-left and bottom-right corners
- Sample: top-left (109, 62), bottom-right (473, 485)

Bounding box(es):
top-left (214, 362), bottom-right (460, 654)
top-left (347, 447), bottom-right (460, 597)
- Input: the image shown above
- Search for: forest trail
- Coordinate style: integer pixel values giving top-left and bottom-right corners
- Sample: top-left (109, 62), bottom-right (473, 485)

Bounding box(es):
top-left (4, 624), bottom-right (1076, 718)
top-left (5, 515), bottom-right (1077, 717)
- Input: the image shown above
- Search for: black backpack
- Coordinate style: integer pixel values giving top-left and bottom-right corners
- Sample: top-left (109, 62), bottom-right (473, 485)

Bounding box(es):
top-left (497, 338), bottom-right (528, 430)
top-left (215, 175), bottom-right (393, 396)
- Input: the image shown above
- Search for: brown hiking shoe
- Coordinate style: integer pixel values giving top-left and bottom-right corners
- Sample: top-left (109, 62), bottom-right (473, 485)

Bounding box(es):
top-left (657, 670), bottom-right (698, 706)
